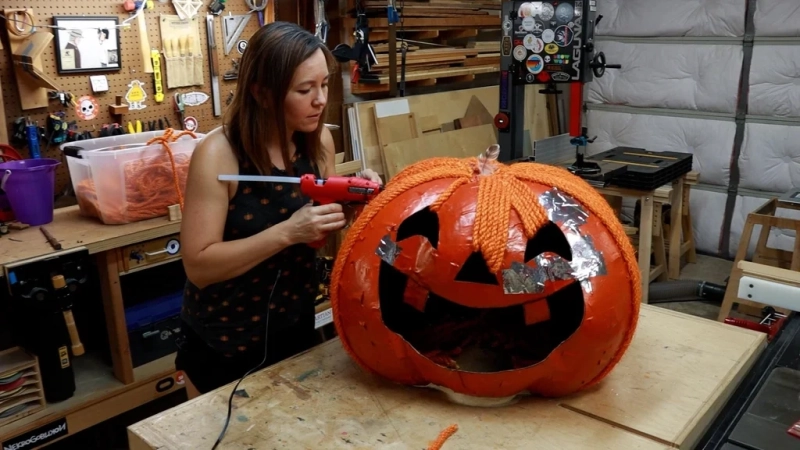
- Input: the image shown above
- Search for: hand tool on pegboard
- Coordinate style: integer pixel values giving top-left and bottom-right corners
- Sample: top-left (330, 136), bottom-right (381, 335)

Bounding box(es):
top-left (222, 13), bottom-right (250, 55)
top-left (173, 93), bottom-right (186, 129)
top-left (150, 49), bottom-right (165, 103)
top-left (206, 14), bottom-right (223, 117)
top-left (123, 0), bottom-right (155, 73)
top-left (245, 0), bottom-right (267, 27)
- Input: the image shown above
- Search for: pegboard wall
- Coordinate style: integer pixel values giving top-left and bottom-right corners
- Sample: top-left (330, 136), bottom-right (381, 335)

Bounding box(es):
top-left (0, 0), bottom-right (274, 195)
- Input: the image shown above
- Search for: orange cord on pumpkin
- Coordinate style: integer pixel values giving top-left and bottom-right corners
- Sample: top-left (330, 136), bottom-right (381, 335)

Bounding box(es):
top-left (331, 156), bottom-right (641, 393)
top-left (427, 424), bottom-right (458, 450)
top-left (75, 128), bottom-right (197, 224)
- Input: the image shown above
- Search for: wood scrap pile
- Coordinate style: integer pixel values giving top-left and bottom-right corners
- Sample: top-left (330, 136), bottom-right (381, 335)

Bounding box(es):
top-left (346, 86), bottom-right (552, 181)
top-left (344, 0), bottom-right (502, 94)
top-left (359, 92), bottom-right (499, 179)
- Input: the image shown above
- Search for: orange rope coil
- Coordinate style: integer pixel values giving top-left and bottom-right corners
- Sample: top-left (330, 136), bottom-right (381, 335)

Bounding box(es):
top-left (332, 156), bottom-right (641, 391)
top-left (75, 129), bottom-right (196, 224)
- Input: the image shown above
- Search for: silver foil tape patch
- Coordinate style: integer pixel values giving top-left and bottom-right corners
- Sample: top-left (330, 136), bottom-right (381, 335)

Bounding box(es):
top-left (521, 188), bottom-right (608, 293)
top-left (375, 234), bottom-right (401, 265)
top-left (538, 188), bottom-right (589, 233)
top-left (502, 257), bottom-right (575, 294)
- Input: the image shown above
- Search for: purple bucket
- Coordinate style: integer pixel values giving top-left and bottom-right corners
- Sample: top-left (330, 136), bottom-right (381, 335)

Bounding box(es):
top-left (0, 158), bottom-right (61, 226)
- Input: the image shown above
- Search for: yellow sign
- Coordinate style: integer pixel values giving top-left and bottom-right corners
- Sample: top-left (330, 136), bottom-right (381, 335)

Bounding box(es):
top-left (545, 43), bottom-right (559, 54)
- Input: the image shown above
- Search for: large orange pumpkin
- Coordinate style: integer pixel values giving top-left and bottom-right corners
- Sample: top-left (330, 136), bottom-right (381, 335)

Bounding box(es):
top-left (330, 150), bottom-right (641, 400)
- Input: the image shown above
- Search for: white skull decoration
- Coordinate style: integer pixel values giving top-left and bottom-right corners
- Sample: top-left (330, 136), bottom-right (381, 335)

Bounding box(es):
top-left (80, 100), bottom-right (94, 116)
top-left (75, 95), bottom-right (100, 120)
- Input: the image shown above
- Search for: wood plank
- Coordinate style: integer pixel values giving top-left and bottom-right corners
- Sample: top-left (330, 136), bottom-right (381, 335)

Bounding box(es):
top-left (561, 306), bottom-right (766, 449)
top-left (345, 16), bottom-right (500, 29)
top-left (0, 206), bottom-right (180, 273)
top-left (353, 86), bottom-right (551, 176)
top-left (382, 124), bottom-right (497, 179)
top-left (363, 64), bottom-right (499, 84)
top-left (127, 305), bottom-right (764, 450)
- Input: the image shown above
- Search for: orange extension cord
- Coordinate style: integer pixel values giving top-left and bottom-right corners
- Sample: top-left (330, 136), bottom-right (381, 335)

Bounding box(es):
top-left (331, 156), bottom-right (642, 393)
top-left (75, 128), bottom-right (196, 224)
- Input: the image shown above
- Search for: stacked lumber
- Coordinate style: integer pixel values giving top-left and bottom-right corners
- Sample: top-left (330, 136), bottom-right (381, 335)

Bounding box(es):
top-left (348, 85), bottom-right (552, 178)
top-left (343, 0), bottom-right (503, 95)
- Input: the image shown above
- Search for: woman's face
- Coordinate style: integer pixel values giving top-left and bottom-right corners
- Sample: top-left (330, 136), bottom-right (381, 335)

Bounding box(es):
top-left (284, 49), bottom-right (329, 134)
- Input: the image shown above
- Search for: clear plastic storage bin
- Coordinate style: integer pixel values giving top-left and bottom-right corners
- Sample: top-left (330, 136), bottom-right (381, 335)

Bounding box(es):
top-left (66, 134), bottom-right (202, 224)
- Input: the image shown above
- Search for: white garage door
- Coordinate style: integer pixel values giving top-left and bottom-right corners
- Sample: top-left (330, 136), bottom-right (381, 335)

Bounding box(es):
top-left (585, 0), bottom-right (800, 258)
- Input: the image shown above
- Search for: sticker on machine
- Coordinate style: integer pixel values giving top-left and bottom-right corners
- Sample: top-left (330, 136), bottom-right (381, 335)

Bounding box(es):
top-left (541, 28), bottom-right (555, 44)
top-left (521, 16), bottom-right (535, 31)
top-left (531, 20), bottom-right (545, 37)
top-left (513, 45), bottom-right (528, 61)
top-left (526, 54), bottom-right (544, 74)
top-left (524, 35), bottom-right (544, 53)
top-left (545, 43), bottom-right (560, 55)
top-left (518, 2), bottom-right (540, 18)
top-left (539, 3), bottom-right (555, 21)
top-left (555, 3), bottom-right (574, 23)
top-left (552, 72), bottom-right (571, 82)
top-left (554, 25), bottom-right (574, 47)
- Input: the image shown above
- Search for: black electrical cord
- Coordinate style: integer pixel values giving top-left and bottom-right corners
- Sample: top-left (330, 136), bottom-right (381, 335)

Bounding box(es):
top-left (211, 271), bottom-right (281, 450)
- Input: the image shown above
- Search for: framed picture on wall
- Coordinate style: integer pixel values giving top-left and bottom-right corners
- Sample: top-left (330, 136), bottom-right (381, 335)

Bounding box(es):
top-left (53, 16), bottom-right (121, 74)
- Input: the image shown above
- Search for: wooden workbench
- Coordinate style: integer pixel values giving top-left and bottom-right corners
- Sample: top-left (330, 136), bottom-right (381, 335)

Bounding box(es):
top-left (0, 205), bottom-right (180, 273)
top-left (0, 206), bottom-right (184, 446)
top-left (128, 305), bottom-right (766, 450)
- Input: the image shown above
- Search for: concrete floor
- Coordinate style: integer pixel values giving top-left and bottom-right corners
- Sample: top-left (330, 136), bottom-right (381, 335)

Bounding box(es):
top-left (652, 254), bottom-right (734, 321)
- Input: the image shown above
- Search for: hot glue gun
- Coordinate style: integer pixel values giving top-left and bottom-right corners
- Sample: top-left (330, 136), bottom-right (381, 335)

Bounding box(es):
top-left (217, 173), bottom-right (382, 248)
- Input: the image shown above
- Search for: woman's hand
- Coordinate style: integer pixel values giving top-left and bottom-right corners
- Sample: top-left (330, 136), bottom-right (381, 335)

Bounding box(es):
top-left (283, 203), bottom-right (347, 244)
top-left (359, 168), bottom-right (383, 185)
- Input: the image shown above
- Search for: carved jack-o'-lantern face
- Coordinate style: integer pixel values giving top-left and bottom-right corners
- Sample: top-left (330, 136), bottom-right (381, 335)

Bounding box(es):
top-left (331, 153), bottom-right (641, 400)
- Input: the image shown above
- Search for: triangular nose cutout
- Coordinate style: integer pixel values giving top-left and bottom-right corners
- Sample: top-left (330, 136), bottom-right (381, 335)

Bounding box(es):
top-left (455, 252), bottom-right (499, 285)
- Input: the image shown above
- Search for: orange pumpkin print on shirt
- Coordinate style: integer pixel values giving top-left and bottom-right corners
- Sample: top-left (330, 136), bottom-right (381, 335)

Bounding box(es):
top-left (330, 149), bottom-right (641, 401)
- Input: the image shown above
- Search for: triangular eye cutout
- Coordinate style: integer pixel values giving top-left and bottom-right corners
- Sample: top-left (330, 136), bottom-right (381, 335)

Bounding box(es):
top-left (396, 207), bottom-right (439, 248)
top-left (524, 221), bottom-right (573, 262)
top-left (455, 252), bottom-right (499, 285)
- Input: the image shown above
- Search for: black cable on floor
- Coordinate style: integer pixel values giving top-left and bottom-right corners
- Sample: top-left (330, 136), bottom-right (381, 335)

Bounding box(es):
top-left (212, 271), bottom-right (280, 450)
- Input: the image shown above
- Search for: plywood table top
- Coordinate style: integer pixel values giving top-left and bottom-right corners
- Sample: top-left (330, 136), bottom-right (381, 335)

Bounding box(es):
top-left (0, 205), bottom-right (180, 272)
top-left (127, 305), bottom-right (765, 450)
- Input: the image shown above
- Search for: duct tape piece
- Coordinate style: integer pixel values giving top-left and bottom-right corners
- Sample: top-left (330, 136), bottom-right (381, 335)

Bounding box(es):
top-left (537, 188), bottom-right (607, 294)
top-left (502, 257), bottom-right (574, 294)
top-left (538, 188), bottom-right (589, 233)
top-left (376, 234), bottom-right (401, 265)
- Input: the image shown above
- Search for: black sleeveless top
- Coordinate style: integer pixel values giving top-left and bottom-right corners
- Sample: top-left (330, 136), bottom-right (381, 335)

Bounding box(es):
top-left (181, 146), bottom-right (320, 357)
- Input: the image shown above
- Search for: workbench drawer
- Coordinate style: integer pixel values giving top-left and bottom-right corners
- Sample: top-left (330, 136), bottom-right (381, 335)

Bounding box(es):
top-left (120, 235), bottom-right (182, 273)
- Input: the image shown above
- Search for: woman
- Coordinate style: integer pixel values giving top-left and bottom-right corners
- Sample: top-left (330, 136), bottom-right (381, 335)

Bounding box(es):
top-left (176, 21), bottom-right (381, 398)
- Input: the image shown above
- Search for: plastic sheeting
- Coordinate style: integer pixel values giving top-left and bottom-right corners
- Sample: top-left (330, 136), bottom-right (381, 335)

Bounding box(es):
top-left (739, 122), bottom-right (800, 192)
top-left (587, 42), bottom-right (743, 114)
top-left (689, 189), bottom-right (727, 255)
top-left (585, 110), bottom-right (735, 187)
top-left (595, 0), bottom-right (746, 37)
top-left (749, 45), bottom-right (800, 118)
top-left (753, 0), bottom-right (800, 37)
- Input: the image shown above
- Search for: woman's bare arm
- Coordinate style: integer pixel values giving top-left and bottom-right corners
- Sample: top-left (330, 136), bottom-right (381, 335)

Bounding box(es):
top-left (179, 132), bottom-right (296, 289)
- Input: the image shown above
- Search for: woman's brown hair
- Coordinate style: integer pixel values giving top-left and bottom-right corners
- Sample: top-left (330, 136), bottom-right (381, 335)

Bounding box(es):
top-left (224, 21), bottom-right (336, 176)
